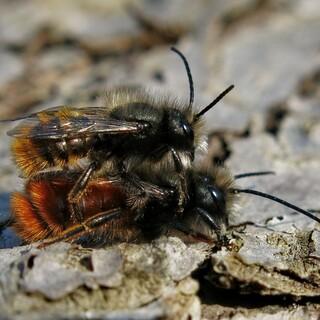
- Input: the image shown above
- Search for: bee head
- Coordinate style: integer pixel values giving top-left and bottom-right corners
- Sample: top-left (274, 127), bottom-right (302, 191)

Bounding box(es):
top-left (166, 109), bottom-right (194, 150)
top-left (192, 173), bottom-right (228, 233)
top-left (181, 166), bottom-right (235, 240)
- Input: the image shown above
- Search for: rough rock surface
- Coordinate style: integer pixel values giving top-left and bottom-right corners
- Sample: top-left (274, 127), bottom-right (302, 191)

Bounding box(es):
top-left (0, 238), bottom-right (207, 319)
top-left (0, 0), bottom-right (319, 319)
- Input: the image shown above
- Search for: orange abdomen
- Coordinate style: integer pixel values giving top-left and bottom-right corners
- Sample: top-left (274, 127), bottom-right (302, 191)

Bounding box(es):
top-left (11, 174), bottom-right (127, 243)
top-left (11, 137), bottom-right (92, 177)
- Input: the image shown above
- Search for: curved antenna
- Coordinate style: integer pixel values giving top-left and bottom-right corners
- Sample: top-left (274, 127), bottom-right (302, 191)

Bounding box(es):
top-left (194, 85), bottom-right (234, 122)
top-left (171, 47), bottom-right (194, 109)
top-left (234, 171), bottom-right (275, 180)
top-left (231, 188), bottom-right (320, 224)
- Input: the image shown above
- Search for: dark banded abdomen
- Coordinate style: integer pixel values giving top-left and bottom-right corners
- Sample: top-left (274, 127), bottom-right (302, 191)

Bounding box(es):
top-left (11, 136), bottom-right (96, 177)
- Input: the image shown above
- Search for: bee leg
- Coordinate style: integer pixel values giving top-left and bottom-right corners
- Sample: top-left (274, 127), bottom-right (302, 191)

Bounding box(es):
top-left (170, 147), bottom-right (183, 172)
top-left (68, 161), bottom-right (99, 223)
top-left (170, 147), bottom-right (189, 213)
top-left (171, 220), bottom-right (214, 244)
top-left (125, 174), bottom-right (176, 223)
top-left (38, 208), bottom-right (122, 247)
top-left (176, 177), bottom-right (188, 213)
top-left (125, 184), bottom-right (149, 222)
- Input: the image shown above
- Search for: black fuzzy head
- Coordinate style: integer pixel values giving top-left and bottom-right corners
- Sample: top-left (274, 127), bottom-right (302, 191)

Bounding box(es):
top-left (191, 173), bottom-right (228, 231)
top-left (183, 166), bottom-right (236, 238)
top-left (165, 109), bottom-right (195, 152)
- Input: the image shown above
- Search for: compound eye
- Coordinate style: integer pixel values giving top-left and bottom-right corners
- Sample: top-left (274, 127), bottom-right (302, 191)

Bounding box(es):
top-left (182, 123), bottom-right (194, 140)
top-left (208, 186), bottom-right (224, 210)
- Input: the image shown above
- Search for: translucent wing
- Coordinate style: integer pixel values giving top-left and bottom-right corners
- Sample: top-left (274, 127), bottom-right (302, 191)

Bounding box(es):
top-left (6, 107), bottom-right (146, 140)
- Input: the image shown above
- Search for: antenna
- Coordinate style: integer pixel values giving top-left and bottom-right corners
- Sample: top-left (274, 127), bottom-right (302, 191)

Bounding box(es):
top-left (234, 171), bottom-right (275, 180)
top-left (194, 85), bottom-right (234, 121)
top-left (171, 47), bottom-right (194, 109)
top-left (232, 188), bottom-right (320, 224)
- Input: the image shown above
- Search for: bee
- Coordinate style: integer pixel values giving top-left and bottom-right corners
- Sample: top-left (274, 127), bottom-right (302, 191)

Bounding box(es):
top-left (10, 166), bottom-right (320, 247)
top-left (10, 170), bottom-right (183, 246)
top-left (3, 47), bottom-right (234, 223)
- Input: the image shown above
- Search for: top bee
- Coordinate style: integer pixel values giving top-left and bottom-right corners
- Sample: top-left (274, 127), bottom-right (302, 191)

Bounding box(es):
top-left (6, 48), bottom-right (234, 182)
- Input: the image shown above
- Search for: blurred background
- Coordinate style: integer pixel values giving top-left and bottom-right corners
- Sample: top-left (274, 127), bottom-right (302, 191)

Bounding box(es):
top-left (0, 0), bottom-right (319, 247)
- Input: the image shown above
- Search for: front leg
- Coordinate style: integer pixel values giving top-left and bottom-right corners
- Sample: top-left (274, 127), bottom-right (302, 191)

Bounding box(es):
top-left (68, 161), bottom-right (99, 223)
top-left (170, 220), bottom-right (214, 244)
top-left (38, 208), bottom-right (122, 247)
top-left (170, 147), bottom-right (189, 213)
top-left (124, 173), bottom-right (175, 223)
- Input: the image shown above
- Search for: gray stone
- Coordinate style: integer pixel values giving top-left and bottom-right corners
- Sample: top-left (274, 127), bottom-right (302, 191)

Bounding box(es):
top-left (0, 238), bottom-right (206, 319)
top-left (210, 227), bottom-right (320, 296)
top-left (205, 16), bottom-right (320, 113)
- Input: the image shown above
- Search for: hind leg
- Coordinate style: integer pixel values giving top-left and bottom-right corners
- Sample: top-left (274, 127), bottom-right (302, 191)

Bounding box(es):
top-left (68, 161), bottom-right (99, 223)
top-left (38, 208), bottom-right (122, 247)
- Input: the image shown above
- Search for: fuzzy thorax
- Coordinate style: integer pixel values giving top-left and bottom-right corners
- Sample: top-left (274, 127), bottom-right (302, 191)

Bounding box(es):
top-left (105, 87), bottom-right (206, 153)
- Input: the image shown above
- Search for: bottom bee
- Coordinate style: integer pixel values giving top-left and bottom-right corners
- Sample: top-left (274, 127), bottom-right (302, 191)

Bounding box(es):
top-left (11, 167), bottom-right (320, 247)
top-left (11, 171), bottom-right (176, 246)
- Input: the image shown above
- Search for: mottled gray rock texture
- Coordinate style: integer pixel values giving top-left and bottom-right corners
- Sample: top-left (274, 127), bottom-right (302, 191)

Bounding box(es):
top-left (0, 238), bottom-right (207, 320)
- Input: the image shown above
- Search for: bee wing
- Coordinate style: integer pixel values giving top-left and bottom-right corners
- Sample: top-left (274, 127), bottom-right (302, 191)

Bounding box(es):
top-left (6, 107), bottom-right (145, 140)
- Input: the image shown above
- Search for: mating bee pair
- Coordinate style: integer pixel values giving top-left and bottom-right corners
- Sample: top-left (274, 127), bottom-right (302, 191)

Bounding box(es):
top-left (6, 48), bottom-right (320, 246)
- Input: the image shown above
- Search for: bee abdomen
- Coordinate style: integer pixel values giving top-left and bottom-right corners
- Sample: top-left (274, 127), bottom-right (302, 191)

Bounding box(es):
top-left (11, 178), bottom-right (72, 242)
top-left (11, 136), bottom-right (93, 177)
top-left (11, 138), bottom-right (54, 177)
top-left (11, 192), bottom-right (49, 242)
